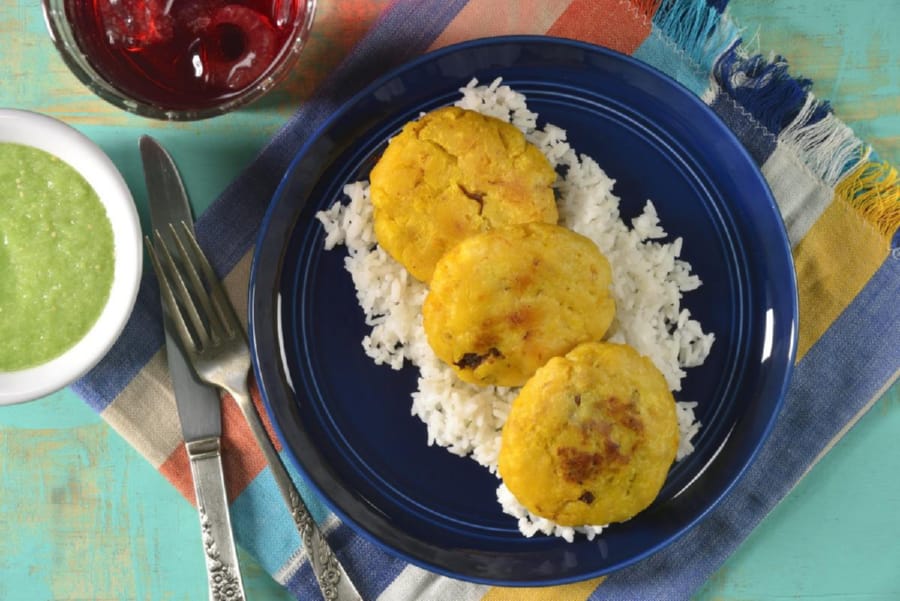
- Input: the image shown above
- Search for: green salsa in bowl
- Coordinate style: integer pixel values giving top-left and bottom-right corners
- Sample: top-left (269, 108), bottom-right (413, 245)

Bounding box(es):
top-left (0, 109), bottom-right (141, 405)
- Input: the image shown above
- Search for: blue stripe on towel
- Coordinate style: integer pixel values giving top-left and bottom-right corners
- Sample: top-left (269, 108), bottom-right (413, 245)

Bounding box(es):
top-left (708, 91), bottom-right (778, 166)
top-left (713, 47), bottom-right (831, 136)
top-left (229, 451), bottom-right (333, 576)
top-left (230, 466), bottom-right (303, 576)
top-left (590, 256), bottom-right (900, 600)
top-left (233, 446), bottom-right (409, 596)
top-left (633, 31), bottom-right (710, 98)
top-left (706, 0), bottom-right (730, 13)
top-left (284, 524), bottom-right (409, 601)
top-left (634, 0), bottom-right (739, 97)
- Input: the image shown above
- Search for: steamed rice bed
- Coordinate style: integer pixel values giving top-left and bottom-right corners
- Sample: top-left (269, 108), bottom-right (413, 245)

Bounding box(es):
top-left (316, 78), bottom-right (715, 542)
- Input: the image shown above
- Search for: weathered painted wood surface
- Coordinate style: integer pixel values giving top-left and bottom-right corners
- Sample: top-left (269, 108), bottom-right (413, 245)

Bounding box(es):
top-left (0, 1), bottom-right (897, 599)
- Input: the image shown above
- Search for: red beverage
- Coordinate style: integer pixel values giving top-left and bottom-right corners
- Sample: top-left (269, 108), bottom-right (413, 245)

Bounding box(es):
top-left (62, 0), bottom-right (311, 113)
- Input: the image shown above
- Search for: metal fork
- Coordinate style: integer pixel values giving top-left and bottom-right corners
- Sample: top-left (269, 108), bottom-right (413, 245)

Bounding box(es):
top-left (146, 223), bottom-right (362, 601)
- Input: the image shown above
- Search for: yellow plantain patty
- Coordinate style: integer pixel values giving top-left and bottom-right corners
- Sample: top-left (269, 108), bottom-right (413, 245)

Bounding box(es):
top-left (369, 106), bottom-right (558, 282)
top-left (499, 342), bottom-right (679, 527)
top-left (423, 222), bottom-right (615, 387)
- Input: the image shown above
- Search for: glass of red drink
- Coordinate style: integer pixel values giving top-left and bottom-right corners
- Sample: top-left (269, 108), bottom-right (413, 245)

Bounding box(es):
top-left (42, 0), bottom-right (316, 120)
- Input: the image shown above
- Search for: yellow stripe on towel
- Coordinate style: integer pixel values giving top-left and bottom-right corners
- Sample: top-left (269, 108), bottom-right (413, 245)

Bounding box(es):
top-left (793, 181), bottom-right (892, 360)
top-left (835, 159), bottom-right (900, 239)
top-left (481, 577), bottom-right (606, 601)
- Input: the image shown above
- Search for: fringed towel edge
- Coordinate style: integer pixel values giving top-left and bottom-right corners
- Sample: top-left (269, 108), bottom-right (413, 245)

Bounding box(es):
top-left (835, 158), bottom-right (900, 242)
top-left (777, 92), bottom-right (866, 187)
top-left (625, 0), bottom-right (663, 24)
top-left (651, 0), bottom-right (741, 76)
top-left (711, 4), bottom-right (897, 242)
top-left (713, 46), bottom-right (828, 136)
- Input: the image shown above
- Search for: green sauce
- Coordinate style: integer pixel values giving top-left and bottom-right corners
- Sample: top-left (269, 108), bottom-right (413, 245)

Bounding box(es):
top-left (0, 143), bottom-right (114, 371)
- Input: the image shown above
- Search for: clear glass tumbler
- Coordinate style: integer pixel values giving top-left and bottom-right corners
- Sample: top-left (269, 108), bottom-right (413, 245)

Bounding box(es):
top-left (42, 0), bottom-right (317, 120)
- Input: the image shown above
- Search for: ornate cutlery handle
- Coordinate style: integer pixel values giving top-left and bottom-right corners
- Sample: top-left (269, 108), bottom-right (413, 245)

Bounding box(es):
top-left (289, 486), bottom-right (351, 600)
top-left (231, 387), bottom-right (363, 601)
top-left (186, 437), bottom-right (246, 601)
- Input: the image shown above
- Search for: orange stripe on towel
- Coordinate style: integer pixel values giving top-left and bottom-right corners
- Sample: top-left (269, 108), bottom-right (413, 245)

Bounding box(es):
top-left (429, 0), bottom-right (572, 50)
top-left (159, 378), bottom-right (281, 505)
top-left (546, 0), bottom-right (658, 55)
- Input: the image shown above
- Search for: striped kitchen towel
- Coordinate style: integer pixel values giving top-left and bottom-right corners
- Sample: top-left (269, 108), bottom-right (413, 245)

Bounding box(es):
top-left (74, 0), bottom-right (900, 600)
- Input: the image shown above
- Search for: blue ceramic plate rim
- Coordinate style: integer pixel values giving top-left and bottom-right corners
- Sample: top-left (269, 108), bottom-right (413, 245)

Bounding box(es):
top-left (249, 35), bottom-right (798, 585)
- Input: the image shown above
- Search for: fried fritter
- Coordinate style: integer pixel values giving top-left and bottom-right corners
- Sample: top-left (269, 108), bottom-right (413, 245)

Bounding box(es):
top-left (423, 222), bottom-right (615, 387)
top-left (369, 106), bottom-right (558, 282)
top-left (498, 342), bottom-right (679, 527)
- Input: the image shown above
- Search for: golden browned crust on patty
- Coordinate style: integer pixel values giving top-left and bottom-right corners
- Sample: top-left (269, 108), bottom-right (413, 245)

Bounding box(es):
top-left (498, 342), bottom-right (679, 526)
top-left (369, 106), bottom-right (558, 282)
top-left (423, 222), bottom-right (615, 387)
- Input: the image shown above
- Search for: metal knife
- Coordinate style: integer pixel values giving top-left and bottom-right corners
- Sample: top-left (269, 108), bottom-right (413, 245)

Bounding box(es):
top-left (141, 135), bottom-right (246, 601)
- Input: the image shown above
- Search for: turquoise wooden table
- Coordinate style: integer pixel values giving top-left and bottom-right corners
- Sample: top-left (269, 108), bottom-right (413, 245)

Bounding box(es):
top-left (1, 1), bottom-right (897, 599)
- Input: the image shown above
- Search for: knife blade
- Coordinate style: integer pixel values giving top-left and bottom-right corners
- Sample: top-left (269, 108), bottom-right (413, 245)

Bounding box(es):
top-left (142, 136), bottom-right (221, 443)
top-left (141, 135), bottom-right (246, 601)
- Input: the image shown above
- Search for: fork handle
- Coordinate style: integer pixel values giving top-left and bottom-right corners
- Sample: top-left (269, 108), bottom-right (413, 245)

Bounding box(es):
top-left (231, 390), bottom-right (363, 601)
top-left (187, 437), bottom-right (246, 601)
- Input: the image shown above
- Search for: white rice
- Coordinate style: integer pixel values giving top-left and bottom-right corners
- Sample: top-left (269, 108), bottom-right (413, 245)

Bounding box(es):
top-left (316, 78), bottom-right (715, 542)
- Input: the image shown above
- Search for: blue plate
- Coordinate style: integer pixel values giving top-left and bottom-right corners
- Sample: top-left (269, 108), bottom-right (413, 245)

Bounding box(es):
top-left (249, 36), bottom-right (798, 585)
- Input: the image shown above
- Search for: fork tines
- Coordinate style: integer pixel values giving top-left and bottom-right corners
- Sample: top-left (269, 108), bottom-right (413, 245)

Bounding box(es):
top-left (145, 222), bottom-right (235, 353)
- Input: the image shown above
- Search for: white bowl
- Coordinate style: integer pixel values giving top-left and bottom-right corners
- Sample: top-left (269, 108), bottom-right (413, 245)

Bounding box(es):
top-left (0, 109), bottom-right (142, 405)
